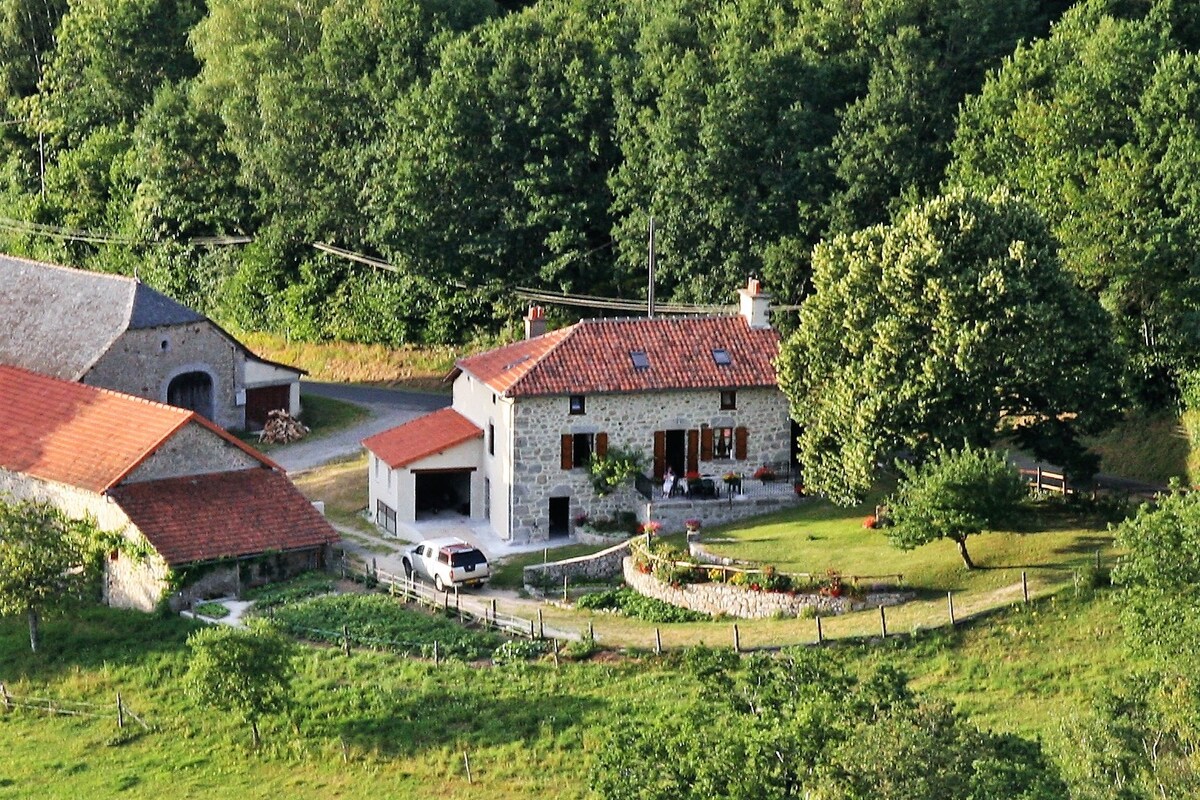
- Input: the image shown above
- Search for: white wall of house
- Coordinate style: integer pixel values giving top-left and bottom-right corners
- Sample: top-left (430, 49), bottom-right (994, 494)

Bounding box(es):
top-left (452, 372), bottom-right (516, 539)
top-left (367, 438), bottom-right (485, 534)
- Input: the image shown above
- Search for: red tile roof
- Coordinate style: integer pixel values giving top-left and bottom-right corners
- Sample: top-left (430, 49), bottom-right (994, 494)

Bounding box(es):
top-left (0, 365), bottom-right (277, 492)
top-left (109, 469), bottom-right (338, 566)
top-left (362, 408), bottom-right (483, 468)
top-left (456, 316), bottom-right (781, 397)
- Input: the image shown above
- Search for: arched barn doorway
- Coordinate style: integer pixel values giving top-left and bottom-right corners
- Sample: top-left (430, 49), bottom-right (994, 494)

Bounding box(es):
top-left (167, 371), bottom-right (214, 420)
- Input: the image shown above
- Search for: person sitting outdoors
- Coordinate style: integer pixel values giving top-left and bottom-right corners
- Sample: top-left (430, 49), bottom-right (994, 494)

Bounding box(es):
top-left (662, 467), bottom-right (675, 499)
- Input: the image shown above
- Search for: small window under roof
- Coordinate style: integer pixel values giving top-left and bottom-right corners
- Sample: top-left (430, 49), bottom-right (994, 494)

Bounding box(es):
top-left (630, 350), bottom-right (650, 370)
top-left (712, 348), bottom-right (732, 366)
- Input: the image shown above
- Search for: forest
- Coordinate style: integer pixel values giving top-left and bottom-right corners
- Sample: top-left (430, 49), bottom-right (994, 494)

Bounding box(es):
top-left (0, 0), bottom-right (1197, 403)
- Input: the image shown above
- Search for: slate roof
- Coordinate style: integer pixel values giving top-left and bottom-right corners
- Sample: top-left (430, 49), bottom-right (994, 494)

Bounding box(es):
top-left (0, 365), bottom-right (276, 492)
top-left (0, 254), bottom-right (209, 380)
top-left (455, 316), bottom-right (781, 397)
top-left (108, 469), bottom-right (339, 566)
top-left (362, 408), bottom-right (483, 468)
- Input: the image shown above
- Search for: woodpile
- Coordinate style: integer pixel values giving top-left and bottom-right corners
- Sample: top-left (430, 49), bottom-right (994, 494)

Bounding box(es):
top-left (258, 409), bottom-right (310, 444)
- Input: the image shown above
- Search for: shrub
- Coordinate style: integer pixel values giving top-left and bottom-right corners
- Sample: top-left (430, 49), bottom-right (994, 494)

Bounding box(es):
top-left (244, 571), bottom-right (334, 612)
top-left (576, 588), bottom-right (708, 623)
top-left (193, 601), bottom-right (230, 619)
top-left (492, 639), bottom-right (548, 665)
top-left (562, 636), bottom-right (600, 660)
top-left (863, 515), bottom-right (878, 529)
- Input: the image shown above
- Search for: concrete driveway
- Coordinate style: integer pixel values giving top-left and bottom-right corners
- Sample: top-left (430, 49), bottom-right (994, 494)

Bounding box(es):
top-left (273, 381), bottom-right (449, 474)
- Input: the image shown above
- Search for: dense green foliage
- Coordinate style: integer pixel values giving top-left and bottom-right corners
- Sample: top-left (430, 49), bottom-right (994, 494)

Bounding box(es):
top-left (590, 648), bottom-right (1068, 799)
top-left (269, 593), bottom-right (504, 660)
top-left (780, 188), bottom-right (1119, 503)
top-left (0, 499), bottom-right (100, 652)
top-left (886, 446), bottom-right (1028, 569)
top-left (575, 586), bottom-right (708, 622)
top-left (0, 0), bottom-right (1060, 345)
top-left (186, 621), bottom-right (295, 747)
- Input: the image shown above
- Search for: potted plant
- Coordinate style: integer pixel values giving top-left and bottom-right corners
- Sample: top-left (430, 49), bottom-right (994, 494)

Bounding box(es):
top-left (723, 471), bottom-right (742, 494)
top-left (640, 520), bottom-right (663, 537)
top-left (753, 465), bottom-right (777, 484)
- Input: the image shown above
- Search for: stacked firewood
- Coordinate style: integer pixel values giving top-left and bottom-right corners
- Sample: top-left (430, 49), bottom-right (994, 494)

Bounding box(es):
top-left (258, 409), bottom-right (310, 444)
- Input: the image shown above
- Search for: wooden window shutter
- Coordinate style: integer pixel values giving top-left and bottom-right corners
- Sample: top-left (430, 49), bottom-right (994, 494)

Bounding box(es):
top-left (595, 432), bottom-right (608, 459)
top-left (700, 427), bottom-right (714, 462)
top-left (561, 434), bottom-right (573, 470)
top-left (687, 430), bottom-right (699, 474)
top-left (653, 431), bottom-right (666, 480)
top-left (734, 426), bottom-right (748, 461)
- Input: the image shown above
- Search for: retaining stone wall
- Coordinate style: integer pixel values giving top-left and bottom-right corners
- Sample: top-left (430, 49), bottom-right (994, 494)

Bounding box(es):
top-left (524, 538), bottom-right (633, 591)
top-left (641, 493), bottom-right (803, 534)
top-left (622, 558), bottom-right (912, 619)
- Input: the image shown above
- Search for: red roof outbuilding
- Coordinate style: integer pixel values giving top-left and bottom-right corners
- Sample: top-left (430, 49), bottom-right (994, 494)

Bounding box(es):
top-left (362, 408), bottom-right (483, 469)
top-left (108, 470), bottom-right (339, 566)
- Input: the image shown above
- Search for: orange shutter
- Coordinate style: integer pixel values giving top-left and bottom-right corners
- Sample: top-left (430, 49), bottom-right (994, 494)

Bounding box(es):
top-left (561, 434), bottom-right (573, 470)
top-left (595, 432), bottom-right (608, 459)
top-left (687, 430), bottom-right (699, 474)
top-left (734, 427), bottom-right (748, 461)
top-left (653, 431), bottom-right (666, 480)
top-left (700, 427), bottom-right (714, 461)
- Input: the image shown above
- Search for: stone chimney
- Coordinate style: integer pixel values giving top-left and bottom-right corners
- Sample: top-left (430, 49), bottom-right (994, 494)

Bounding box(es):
top-left (524, 305), bottom-right (547, 339)
top-left (737, 278), bottom-right (772, 329)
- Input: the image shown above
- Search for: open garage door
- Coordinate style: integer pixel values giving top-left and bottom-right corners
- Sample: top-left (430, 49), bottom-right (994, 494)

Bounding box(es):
top-left (414, 469), bottom-right (473, 520)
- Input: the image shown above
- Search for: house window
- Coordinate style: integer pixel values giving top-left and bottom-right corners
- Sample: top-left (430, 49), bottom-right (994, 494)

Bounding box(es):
top-left (376, 501), bottom-right (397, 534)
top-left (630, 350), bottom-right (650, 370)
top-left (569, 395), bottom-right (586, 415)
top-left (573, 433), bottom-right (594, 467)
top-left (714, 427), bottom-right (734, 459)
top-left (720, 390), bottom-right (737, 410)
top-left (488, 421), bottom-right (496, 456)
top-left (712, 348), bottom-right (732, 366)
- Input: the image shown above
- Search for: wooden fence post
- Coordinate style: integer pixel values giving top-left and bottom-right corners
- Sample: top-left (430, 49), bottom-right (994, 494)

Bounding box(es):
top-left (732, 624), bottom-right (740, 653)
top-left (879, 605), bottom-right (887, 639)
top-left (0, 683), bottom-right (9, 712)
top-left (947, 592), bottom-right (956, 626)
top-left (342, 624), bottom-right (351, 657)
top-left (588, 620), bottom-right (594, 642)
top-left (463, 751), bottom-right (473, 785)
top-left (552, 639), bottom-right (560, 668)
top-left (371, 558), bottom-right (377, 579)
top-left (537, 609), bottom-right (544, 639)
top-left (563, 575), bottom-right (569, 603)
top-left (433, 640), bottom-right (440, 667)
top-left (1035, 466), bottom-right (1043, 492)
top-left (654, 627), bottom-right (662, 655)
top-left (815, 614), bottom-right (823, 645)
top-left (116, 692), bottom-right (124, 729)
top-left (1022, 571), bottom-right (1029, 604)
top-left (490, 599), bottom-right (497, 629)
top-left (1095, 548), bottom-right (1102, 570)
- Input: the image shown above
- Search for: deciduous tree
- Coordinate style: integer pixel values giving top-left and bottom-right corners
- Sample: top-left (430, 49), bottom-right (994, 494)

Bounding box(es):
top-left (0, 498), bottom-right (97, 652)
top-left (886, 445), bottom-right (1026, 570)
top-left (778, 188), bottom-right (1120, 504)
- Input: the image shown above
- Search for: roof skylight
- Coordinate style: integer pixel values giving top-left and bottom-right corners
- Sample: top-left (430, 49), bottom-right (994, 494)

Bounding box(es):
top-left (712, 348), bottom-right (732, 366)
top-left (630, 350), bottom-right (650, 370)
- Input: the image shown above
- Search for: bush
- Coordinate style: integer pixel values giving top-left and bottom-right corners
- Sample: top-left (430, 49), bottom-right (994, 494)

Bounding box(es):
top-left (492, 639), bottom-right (548, 666)
top-left (576, 588), bottom-right (708, 623)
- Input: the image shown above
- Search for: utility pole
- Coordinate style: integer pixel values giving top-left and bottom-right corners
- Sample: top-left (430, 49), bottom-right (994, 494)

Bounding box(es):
top-left (647, 216), bottom-right (656, 318)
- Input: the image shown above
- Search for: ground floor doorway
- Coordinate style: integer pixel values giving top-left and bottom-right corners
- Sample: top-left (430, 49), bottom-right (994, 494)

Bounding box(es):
top-left (548, 496), bottom-right (570, 538)
top-left (415, 469), bottom-right (472, 519)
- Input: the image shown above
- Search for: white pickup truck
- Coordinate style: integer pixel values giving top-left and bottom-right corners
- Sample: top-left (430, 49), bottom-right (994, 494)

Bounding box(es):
top-left (401, 537), bottom-right (491, 592)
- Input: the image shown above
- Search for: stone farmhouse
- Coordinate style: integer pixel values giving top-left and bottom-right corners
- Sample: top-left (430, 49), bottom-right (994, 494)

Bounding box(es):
top-left (365, 279), bottom-right (796, 543)
top-left (0, 253), bottom-right (303, 430)
top-left (0, 365), bottom-right (339, 611)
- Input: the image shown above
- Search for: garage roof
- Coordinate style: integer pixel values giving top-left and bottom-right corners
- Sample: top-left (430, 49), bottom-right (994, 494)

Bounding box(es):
top-left (362, 408), bottom-right (483, 469)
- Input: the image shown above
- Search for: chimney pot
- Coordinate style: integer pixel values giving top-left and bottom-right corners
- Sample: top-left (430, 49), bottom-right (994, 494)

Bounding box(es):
top-left (524, 305), bottom-right (547, 339)
top-left (737, 278), bottom-right (772, 329)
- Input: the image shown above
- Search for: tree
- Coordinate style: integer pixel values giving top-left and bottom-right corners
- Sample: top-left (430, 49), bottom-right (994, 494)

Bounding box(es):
top-left (885, 445), bottom-right (1026, 570)
top-left (778, 188), bottom-right (1120, 505)
top-left (185, 622), bottom-right (295, 747)
top-left (0, 498), bottom-right (97, 652)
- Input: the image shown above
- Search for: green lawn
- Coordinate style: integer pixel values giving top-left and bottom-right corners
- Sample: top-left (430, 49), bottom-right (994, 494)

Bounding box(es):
top-left (0, 588), bottom-right (1132, 798)
top-left (1084, 408), bottom-right (1188, 484)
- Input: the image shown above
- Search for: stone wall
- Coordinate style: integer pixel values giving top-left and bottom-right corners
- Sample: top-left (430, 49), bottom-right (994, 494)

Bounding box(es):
top-left (508, 387), bottom-right (791, 542)
top-left (84, 323), bottom-right (245, 429)
top-left (622, 558), bottom-right (913, 619)
top-left (639, 493), bottom-right (803, 534)
top-left (124, 422), bottom-right (263, 483)
top-left (523, 538), bottom-right (634, 591)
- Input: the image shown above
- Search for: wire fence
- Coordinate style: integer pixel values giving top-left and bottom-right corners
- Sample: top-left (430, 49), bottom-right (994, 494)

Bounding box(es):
top-left (0, 683), bottom-right (149, 730)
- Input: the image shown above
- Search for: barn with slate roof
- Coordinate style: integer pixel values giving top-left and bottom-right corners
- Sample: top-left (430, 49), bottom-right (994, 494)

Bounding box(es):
top-left (0, 253), bottom-right (303, 430)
